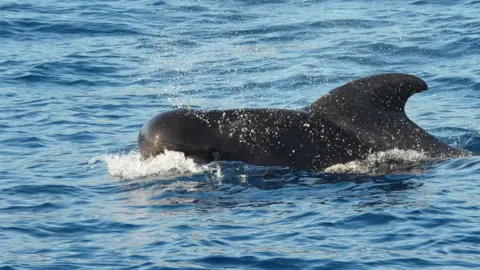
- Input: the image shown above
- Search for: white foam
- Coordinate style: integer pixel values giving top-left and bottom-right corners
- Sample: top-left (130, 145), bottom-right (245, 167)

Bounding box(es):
top-left (92, 150), bottom-right (205, 180)
top-left (91, 148), bottom-right (434, 180)
top-left (325, 149), bottom-right (432, 174)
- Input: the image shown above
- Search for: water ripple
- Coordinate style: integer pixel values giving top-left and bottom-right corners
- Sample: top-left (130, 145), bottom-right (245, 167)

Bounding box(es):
top-left (1, 0), bottom-right (479, 269)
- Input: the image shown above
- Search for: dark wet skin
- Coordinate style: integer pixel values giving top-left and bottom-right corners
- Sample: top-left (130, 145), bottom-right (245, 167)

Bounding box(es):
top-left (138, 73), bottom-right (468, 171)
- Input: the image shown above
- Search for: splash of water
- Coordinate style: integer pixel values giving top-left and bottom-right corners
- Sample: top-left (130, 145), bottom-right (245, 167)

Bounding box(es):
top-left (325, 149), bottom-right (432, 174)
top-left (93, 150), bottom-right (205, 180)
top-left (93, 148), bottom-right (435, 181)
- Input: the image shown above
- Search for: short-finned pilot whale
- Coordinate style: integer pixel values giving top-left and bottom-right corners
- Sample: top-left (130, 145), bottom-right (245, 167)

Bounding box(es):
top-left (138, 73), bottom-right (467, 171)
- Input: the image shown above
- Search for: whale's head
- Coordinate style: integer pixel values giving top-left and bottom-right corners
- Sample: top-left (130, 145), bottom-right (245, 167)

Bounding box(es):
top-left (138, 109), bottom-right (218, 161)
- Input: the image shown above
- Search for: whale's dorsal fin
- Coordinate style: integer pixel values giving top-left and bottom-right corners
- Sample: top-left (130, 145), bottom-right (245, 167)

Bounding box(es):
top-left (308, 73), bottom-right (428, 113)
top-left (307, 73), bottom-right (464, 156)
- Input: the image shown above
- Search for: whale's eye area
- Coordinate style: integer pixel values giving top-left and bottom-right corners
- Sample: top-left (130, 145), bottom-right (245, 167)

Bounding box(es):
top-left (208, 149), bottom-right (220, 161)
top-left (179, 148), bottom-right (218, 163)
top-left (139, 143), bottom-right (165, 159)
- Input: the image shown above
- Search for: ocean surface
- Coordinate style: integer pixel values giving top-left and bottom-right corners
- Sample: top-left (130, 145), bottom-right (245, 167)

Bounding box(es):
top-left (1, 0), bottom-right (480, 269)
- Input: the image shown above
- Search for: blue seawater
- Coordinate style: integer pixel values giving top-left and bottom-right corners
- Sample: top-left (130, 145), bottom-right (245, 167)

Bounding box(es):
top-left (1, 0), bottom-right (480, 269)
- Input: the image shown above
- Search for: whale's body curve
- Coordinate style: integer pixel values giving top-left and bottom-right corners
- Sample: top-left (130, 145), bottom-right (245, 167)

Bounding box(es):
top-left (138, 73), bottom-right (466, 171)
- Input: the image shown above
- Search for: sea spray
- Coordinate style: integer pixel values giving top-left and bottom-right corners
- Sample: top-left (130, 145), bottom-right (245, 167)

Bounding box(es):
top-left (325, 149), bottom-right (432, 174)
top-left (92, 150), bottom-right (204, 179)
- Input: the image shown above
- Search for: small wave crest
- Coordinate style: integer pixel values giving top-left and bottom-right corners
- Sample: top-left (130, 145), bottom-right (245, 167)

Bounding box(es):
top-left (325, 149), bottom-right (432, 174)
top-left (91, 150), bottom-right (204, 180)
top-left (94, 149), bottom-right (437, 180)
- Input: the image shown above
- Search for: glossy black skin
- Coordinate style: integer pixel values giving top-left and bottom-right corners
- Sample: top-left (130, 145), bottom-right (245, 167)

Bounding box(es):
top-left (138, 73), bottom-right (466, 171)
